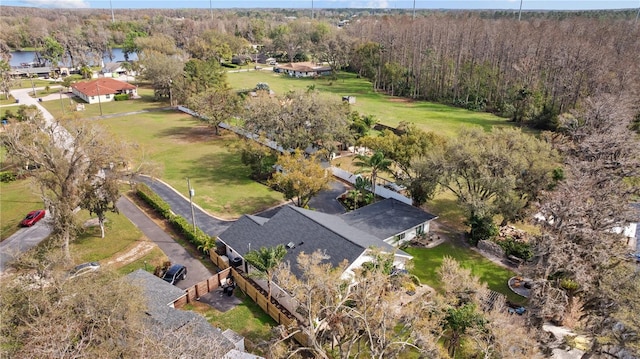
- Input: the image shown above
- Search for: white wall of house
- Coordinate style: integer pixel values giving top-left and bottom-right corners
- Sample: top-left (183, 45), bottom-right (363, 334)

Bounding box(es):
top-left (384, 222), bottom-right (430, 246)
top-left (71, 89), bottom-right (114, 105)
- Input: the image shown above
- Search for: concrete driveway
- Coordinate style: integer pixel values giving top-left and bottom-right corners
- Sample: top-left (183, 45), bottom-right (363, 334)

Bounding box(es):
top-left (116, 196), bottom-right (214, 290)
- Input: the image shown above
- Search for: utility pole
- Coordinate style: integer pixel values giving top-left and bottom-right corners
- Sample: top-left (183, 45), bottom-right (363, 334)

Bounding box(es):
top-left (518, 0), bottom-right (523, 21)
top-left (59, 88), bottom-right (65, 115)
top-left (110, 0), bottom-right (115, 23)
top-left (636, 2), bottom-right (639, 24)
top-left (96, 82), bottom-right (103, 116)
top-left (412, 0), bottom-right (416, 20)
top-left (311, 0), bottom-right (314, 19)
top-left (210, 0), bottom-right (213, 21)
top-left (187, 177), bottom-right (196, 233)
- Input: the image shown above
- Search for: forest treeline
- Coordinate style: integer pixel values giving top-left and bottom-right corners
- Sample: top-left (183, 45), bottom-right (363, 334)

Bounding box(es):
top-left (1, 6), bottom-right (638, 130)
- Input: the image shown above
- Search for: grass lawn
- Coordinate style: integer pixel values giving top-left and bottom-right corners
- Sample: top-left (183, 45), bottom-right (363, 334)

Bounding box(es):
top-left (99, 111), bottom-right (283, 218)
top-left (227, 71), bottom-right (514, 138)
top-left (117, 247), bottom-right (168, 275)
top-left (10, 78), bottom-right (53, 90)
top-left (406, 242), bottom-right (527, 305)
top-left (0, 177), bottom-right (44, 241)
top-left (0, 95), bottom-right (17, 106)
top-left (70, 209), bottom-right (145, 263)
top-left (40, 87), bottom-right (168, 119)
top-left (186, 292), bottom-right (277, 355)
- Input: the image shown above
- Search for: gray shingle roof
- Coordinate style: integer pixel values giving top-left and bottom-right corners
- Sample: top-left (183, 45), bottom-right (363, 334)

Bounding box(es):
top-left (125, 270), bottom-right (235, 354)
top-left (341, 198), bottom-right (437, 241)
top-left (218, 205), bottom-right (411, 278)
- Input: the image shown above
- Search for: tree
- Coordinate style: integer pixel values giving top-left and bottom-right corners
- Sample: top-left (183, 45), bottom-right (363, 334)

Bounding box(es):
top-left (526, 95), bottom-right (640, 356)
top-left (40, 36), bottom-right (64, 66)
top-left (138, 49), bottom-right (184, 103)
top-left (417, 126), bottom-right (557, 224)
top-left (242, 89), bottom-right (352, 153)
top-left (187, 87), bottom-right (240, 135)
top-left (79, 168), bottom-right (120, 239)
top-left (1, 117), bottom-right (127, 260)
top-left (352, 151), bottom-right (392, 198)
top-left (272, 250), bottom-right (442, 358)
top-left (234, 137), bottom-right (278, 180)
top-left (182, 58), bottom-right (226, 100)
top-left (267, 149), bottom-right (329, 208)
top-left (122, 30), bottom-right (147, 61)
top-left (0, 60), bottom-right (13, 100)
top-left (244, 244), bottom-right (287, 305)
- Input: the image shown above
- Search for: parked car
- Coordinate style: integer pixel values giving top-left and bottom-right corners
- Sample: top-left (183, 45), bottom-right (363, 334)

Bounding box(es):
top-left (69, 261), bottom-right (101, 278)
top-left (20, 210), bottom-right (45, 227)
top-left (162, 264), bottom-right (187, 285)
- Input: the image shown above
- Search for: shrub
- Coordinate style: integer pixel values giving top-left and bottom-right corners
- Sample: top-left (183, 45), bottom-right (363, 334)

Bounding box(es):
top-left (466, 214), bottom-right (498, 246)
top-left (496, 237), bottom-right (533, 261)
top-left (136, 183), bottom-right (172, 218)
top-left (221, 62), bottom-right (238, 69)
top-left (0, 171), bottom-right (16, 183)
top-left (136, 182), bottom-right (213, 252)
top-left (114, 94), bottom-right (129, 101)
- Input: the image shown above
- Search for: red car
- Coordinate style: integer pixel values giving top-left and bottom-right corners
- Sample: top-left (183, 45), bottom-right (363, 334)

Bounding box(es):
top-left (20, 210), bottom-right (45, 227)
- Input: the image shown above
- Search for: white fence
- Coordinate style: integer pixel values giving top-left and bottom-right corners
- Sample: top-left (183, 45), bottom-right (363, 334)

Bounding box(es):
top-left (177, 106), bottom-right (413, 205)
top-left (331, 167), bottom-right (412, 205)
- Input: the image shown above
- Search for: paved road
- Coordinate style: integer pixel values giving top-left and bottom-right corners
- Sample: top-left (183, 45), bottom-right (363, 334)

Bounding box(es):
top-left (138, 176), bottom-right (234, 237)
top-left (0, 213), bottom-right (52, 272)
top-left (116, 196), bottom-right (213, 290)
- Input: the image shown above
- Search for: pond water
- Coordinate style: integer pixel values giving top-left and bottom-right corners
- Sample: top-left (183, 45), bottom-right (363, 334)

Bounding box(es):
top-left (9, 48), bottom-right (137, 67)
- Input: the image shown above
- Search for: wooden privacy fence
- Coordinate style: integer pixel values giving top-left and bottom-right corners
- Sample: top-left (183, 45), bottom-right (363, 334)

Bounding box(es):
top-left (209, 250), bottom-right (230, 270)
top-left (230, 267), bottom-right (309, 347)
top-left (174, 267), bottom-right (232, 308)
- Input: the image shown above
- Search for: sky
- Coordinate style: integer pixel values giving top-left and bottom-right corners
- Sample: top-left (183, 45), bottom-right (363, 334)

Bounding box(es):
top-left (1, 0), bottom-right (638, 10)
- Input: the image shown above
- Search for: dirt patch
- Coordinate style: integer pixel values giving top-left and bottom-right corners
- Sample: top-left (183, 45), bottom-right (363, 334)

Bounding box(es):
top-left (105, 240), bottom-right (156, 267)
top-left (387, 97), bottom-right (415, 104)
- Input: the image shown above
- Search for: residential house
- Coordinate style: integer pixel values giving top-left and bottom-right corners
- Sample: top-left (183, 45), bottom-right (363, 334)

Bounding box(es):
top-left (216, 201), bottom-right (438, 279)
top-left (274, 62), bottom-right (332, 77)
top-left (126, 270), bottom-right (262, 359)
top-left (71, 78), bottom-right (137, 104)
top-left (101, 61), bottom-right (133, 77)
top-left (341, 198), bottom-right (438, 245)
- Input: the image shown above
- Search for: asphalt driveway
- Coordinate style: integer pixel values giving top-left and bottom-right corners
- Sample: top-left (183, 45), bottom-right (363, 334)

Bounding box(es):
top-left (137, 176), bottom-right (234, 237)
top-left (116, 196), bottom-right (213, 290)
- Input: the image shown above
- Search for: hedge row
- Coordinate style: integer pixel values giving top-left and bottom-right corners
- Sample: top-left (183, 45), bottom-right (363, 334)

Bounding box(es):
top-left (114, 94), bottom-right (129, 101)
top-left (136, 182), bottom-right (212, 252)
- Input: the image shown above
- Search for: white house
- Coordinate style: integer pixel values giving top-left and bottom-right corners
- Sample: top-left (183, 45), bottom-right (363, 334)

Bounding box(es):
top-left (71, 78), bottom-right (137, 105)
top-left (274, 61), bottom-right (332, 77)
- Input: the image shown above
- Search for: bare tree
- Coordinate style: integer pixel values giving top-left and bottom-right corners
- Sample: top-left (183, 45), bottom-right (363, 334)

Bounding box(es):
top-left (1, 117), bottom-right (126, 260)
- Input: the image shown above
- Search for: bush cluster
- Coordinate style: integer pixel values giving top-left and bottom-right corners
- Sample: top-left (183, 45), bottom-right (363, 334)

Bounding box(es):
top-left (0, 171), bottom-right (16, 182)
top-left (496, 237), bottom-right (533, 261)
top-left (221, 62), bottom-right (238, 69)
top-left (136, 183), bottom-right (212, 251)
top-left (114, 94), bottom-right (129, 101)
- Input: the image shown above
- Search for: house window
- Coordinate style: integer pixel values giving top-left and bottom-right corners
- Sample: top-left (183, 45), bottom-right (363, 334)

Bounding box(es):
top-left (416, 225), bottom-right (424, 235)
top-left (394, 233), bottom-right (406, 242)
top-left (91, 96), bottom-right (95, 100)
top-left (105, 94), bottom-right (111, 99)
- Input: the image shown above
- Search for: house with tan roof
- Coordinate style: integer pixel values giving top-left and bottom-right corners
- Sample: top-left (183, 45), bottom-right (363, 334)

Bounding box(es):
top-left (274, 61), bottom-right (332, 77)
top-left (71, 78), bottom-right (137, 104)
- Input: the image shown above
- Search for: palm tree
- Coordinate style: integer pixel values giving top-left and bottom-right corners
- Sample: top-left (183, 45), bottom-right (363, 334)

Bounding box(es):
top-left (244, 244), bottom-right (287, 304)
top-left (353, 151), bottom-right (392, 198)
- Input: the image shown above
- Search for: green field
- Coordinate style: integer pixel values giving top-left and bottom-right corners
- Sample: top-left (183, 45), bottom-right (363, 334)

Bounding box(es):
top-left (40, 87), bottom-right (168, 119)
top-left (406, 242), bottom-right (526, 305)
top-left (0, 177), bottom-right (43, 241)
top-left (227, 71), bottom-right (513, 138)
top-left (98, 111), bottom-right (283, 219)
top-left (71, 209), bottom-right (145, 263)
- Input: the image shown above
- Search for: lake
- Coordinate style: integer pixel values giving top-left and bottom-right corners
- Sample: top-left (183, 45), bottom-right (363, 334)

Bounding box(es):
top-left (9, 48), bottom-right (137, 67)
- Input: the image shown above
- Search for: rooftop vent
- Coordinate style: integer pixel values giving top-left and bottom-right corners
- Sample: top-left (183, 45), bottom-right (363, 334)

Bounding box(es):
top-left (286, 242), bottom-right (296, 249)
